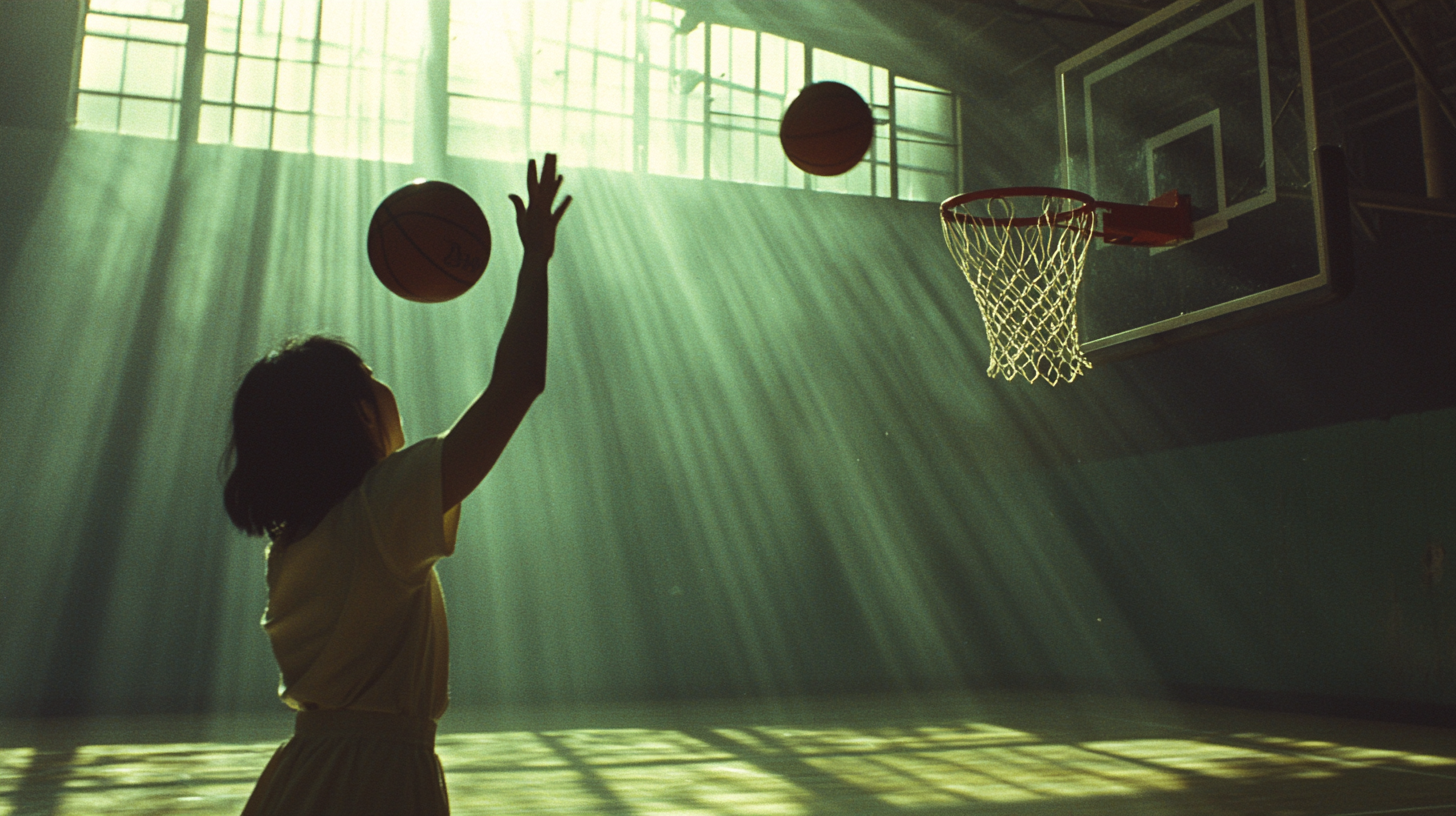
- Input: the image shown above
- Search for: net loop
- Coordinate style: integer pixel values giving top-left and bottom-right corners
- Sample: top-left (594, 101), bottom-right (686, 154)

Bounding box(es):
top-left (940, 188), bottom-right (1095, 385)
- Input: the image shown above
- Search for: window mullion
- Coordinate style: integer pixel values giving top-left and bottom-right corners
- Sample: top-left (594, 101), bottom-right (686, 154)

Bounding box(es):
top-left (702, 23), bottom-right (711, 180)
top-left (889, 73), bottom-right (899, 200)
top-left (308, 0), bottom-right (323, 155)
top-left (633, 0), bottom-right (650, 174)
top-left (753, 30), bottom-right (762, 184)
top-left (177, 0), bottom-right (208, 144)
top-left (803, 46), bottom-right (813, 190)
top-left (267, 0), bottom-right (284, 149)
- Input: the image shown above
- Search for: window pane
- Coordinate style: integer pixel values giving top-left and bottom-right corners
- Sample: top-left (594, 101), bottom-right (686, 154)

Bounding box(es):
top-left (85, 13), bottom-right (132, 38)
top-left (899, 168), bottom-right (955, 203)
top-left (813, 159), bottom-right (872, 196)
top-left (77, 36), bottom-right (125, 94)
top-left (449, 0), bottom-right (528, 100)
top-left (383, 120), bottom-right (413, 164)
top-left (898, 140), bottom-right (956, 173)
top-left (85, 13), bottom-right (186, 44)
top-left (234, 57), bottom-right (277, 107)
top-left (74, 92), bottom-right (121, 132)
top-left (596, 54), bottom-right (632, 116)
top-left (813, 50), bottom-right (870, 90)
top-left (118, 97), bottom-right (177, 139)
top-left (120, 40), bottom-right (183, 99)
top-left (895, 87), bottom-right (954, 139)
top-left (382, 67), bottom-right (416, 120)
top-left (562, 109), bottom-right (594, 165)
top-left (201, 54), bottom-right (236, 102)
top-left (755, 132), bottom-right (785, 185)
top-left (648, 118), bottom-right (702, 178)
top-left (897, 76), bottom-right (943, 92)
top-left (449, 96), bottom-right (525, 161)
top-left (198, 103), bottom-right (232, 143)
top-left (595, 114), bottom-right (632, 171)
top-left (312, 64), bottom-right (348, 116)
top-left (89, 0), bottom-right (185, 19)
top-left (281, 0), bottom-right (321, 61)
top-left (237, 0), bottom-right (281, 58)
top-left (312, 114), bottom-right (350, 155)
top-left (275, 61), bottom-right (314, 112)
top-left (729, 29), bottom-right (755, 88)
top-left (532, 40), bottom-right (568, 106)
top-left (232, 107), bottom-right (272, 149)
top-left (564, 48), bottom-right (596, 112)
top-left (530, 106), bottom-right (567, 160)
top-left (129, 17), bottom-right (189, 45)
top-left (759, 35), bottom-right (786, 96)
top-left (272, 110), bottom-right (310, 152)
top-left (206, 1), bottom-right (242, 52)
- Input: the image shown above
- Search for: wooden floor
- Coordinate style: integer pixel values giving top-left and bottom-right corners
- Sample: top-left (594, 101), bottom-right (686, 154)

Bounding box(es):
top-left (2, 691), bottom-right (1454, 815)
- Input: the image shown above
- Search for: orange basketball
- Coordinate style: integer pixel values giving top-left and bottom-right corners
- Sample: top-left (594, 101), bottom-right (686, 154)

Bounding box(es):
top-left (367, 180), bottom-right (491, 303)
top-left (779, 82), bottom-right (874, 177)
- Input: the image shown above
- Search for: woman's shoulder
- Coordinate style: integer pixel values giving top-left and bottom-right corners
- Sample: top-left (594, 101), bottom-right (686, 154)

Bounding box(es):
top-left (359, 435), bottom-right (445, 499)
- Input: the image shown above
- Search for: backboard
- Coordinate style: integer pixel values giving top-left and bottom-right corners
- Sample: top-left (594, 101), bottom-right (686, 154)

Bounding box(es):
top-left (1058, 0), bottom-right (1351, 362)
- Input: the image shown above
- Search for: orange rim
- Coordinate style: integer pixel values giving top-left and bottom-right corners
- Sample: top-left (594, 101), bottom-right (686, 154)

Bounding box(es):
top-left (941, 186), bottom-right (1096, 228)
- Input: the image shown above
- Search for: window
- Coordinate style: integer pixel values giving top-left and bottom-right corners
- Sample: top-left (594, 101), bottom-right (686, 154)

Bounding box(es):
top-left (894, 77), bottom-right (960, 204)
top-left (71, 0), bottom-right (960, 198)
top-left (701, 24), bottom-right (804, 187)
top-left (645, 2), bottom-right (707, 178)
top-left (198, 0), bottom-right (425, 162)
top-left (74, 0), bottom-right (190, 140)
top-left (448, 0), bottom-right (643, 172)
top-left (449, 0), bottom-right (959, 201)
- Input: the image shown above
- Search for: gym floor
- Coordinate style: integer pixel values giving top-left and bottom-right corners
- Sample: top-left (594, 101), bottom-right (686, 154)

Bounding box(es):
top-left (3, 691), bottom-right (1454, 815)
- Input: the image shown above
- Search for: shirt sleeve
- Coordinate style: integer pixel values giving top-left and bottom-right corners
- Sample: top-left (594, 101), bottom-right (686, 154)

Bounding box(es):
top-left (358, 435), bottom-right (460, 581)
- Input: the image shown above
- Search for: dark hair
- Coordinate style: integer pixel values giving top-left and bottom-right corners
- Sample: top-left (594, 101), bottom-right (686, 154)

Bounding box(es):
top-left (223, 335), bottom-right (380, 539)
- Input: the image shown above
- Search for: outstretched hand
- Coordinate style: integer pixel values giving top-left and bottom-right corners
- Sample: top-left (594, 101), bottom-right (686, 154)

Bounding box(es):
top-left (508, 153), bottom-right (572, 260)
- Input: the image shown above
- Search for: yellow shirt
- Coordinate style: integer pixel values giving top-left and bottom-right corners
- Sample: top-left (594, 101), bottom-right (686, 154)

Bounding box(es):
top-left (262, 436), bottom-right (459, 721)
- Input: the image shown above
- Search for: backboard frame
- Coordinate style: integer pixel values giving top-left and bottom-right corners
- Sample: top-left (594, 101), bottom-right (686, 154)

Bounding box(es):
top-left (1056, 0), bottom-right (1351, 364)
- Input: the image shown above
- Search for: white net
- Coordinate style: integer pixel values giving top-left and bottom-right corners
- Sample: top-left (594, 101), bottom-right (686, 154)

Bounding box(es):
top-left (941, 193), bottom-right (1095, 385)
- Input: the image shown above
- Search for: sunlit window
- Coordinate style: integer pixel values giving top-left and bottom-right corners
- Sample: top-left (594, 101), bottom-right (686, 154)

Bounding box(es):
top-left (74, 0), bottom-right (189, 140)
top-left (894, 76), bottom-right (960, 203)
top-left (448, 0), bottom-right (960, 201)
top-left (702, 24), bottom-right (806, 187)
top-left (645, 4), bottom-right (707, 178)
top-left (803, 49), bottom-right (888, 196)
top-left (448, 0), bottom-right (645, 172)
top-left (198, 0), bottom-right (424, 162)
top-left (72, 0), bottom-right (960, 197)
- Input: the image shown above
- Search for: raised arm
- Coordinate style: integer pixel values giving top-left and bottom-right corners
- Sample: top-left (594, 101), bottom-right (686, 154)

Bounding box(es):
top-left (440, 154), bottom-right (572, 511)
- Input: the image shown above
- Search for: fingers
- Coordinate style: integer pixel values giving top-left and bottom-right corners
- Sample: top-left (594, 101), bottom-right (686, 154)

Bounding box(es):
top-left (552, 195), bottom-right (572, 223)
top-left (523, 154), bottom-right (565, 210)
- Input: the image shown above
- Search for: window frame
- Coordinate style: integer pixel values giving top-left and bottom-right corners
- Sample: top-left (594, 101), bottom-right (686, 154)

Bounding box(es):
top-left (71, 0), bottom-right (963, 201)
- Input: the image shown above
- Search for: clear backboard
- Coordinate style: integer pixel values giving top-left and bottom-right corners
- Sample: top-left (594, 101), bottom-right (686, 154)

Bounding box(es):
top-left (1058, 0), bottom-right (1351, 362)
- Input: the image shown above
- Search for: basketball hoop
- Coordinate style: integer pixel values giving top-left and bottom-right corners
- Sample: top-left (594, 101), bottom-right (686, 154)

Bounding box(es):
top-left (939, 186), bottom-right (1192, 385)
top-left (940, 187), bottom-right (1096, 385)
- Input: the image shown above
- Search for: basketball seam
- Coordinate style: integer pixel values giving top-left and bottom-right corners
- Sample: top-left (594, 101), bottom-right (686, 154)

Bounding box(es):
top-left (780, 119), bottom-right (875, 143)
top-left (782, 119), bottom-right (874, 171)
top-left (379, 204), bottom-right (490, 289)
top-left (374, 202), bottom-right (420, 299)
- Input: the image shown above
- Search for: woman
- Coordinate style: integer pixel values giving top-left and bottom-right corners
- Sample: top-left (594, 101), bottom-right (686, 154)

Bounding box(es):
top-left (223, 155), bottom-right (570, 814)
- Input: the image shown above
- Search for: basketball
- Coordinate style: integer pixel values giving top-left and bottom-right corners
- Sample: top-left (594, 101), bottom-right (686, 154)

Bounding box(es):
top-left (779, 81), bottom-right (874, 177)
top-left (367, 180), bottom-right (491, 303)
